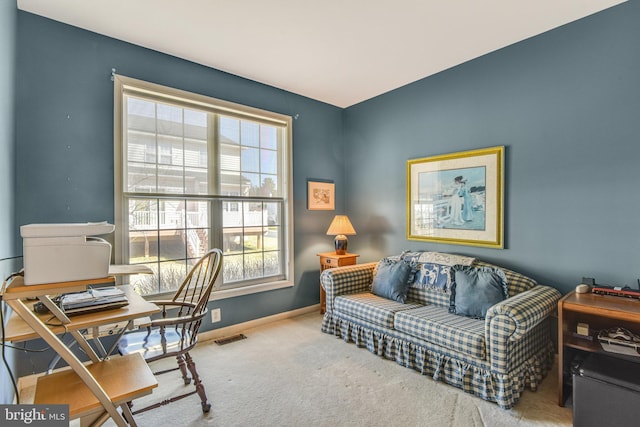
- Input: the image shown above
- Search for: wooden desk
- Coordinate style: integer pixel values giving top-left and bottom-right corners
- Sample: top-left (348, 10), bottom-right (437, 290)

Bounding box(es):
top-left (557, 291), bottom-right (640, 406)
top-left (3, 285), bottom-right (158, 343)
top-left (2, 276), bottom-right (160, 427)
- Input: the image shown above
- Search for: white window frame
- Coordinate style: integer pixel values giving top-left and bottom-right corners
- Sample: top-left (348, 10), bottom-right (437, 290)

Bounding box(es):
top-left (113, 75), bottom-right (294, 300)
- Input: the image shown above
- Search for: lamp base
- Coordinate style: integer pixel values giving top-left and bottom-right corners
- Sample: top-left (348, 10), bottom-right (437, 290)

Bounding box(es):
top-left (334, 235), bottom-right (348, 255)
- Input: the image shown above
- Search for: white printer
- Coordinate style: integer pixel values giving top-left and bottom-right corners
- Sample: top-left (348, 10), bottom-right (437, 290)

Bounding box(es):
top-left (21, 222), bottom-right (115, 285)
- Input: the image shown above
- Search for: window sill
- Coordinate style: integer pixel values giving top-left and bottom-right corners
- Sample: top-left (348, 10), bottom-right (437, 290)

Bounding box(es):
top-left (211, 279), bottom-right (294, 300)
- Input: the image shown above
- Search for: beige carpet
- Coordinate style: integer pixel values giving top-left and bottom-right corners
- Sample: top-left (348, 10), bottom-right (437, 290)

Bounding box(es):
top-left (107, 312), bottom-right (571, 427)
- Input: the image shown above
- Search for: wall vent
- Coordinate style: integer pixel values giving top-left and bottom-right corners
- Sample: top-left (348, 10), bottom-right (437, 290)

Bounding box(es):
top-left (214, 333), bottom-right (247, 345)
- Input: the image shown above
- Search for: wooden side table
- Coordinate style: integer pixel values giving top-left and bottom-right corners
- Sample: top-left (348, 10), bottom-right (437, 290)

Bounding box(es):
top-left (557, 290), bottom-right (640, 406)
top-left (317, 252), bottom-right (359, 314)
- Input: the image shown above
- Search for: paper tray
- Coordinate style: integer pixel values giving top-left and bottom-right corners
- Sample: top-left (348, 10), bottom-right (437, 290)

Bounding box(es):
top-left (21, 222), bottom-right (115, 238)
top-left (598, 332), bottom-right (640, 357)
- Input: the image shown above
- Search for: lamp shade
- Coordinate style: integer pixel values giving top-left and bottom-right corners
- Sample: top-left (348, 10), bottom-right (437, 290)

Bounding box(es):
top-left (326, 215), bottom-right (356, 236)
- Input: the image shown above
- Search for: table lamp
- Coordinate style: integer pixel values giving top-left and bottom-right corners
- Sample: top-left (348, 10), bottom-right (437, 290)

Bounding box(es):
top-left (326, 215), bottom-right (356, 255)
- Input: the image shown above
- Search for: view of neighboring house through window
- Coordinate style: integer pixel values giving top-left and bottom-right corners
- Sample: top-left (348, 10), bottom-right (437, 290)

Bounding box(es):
top-left (114, 75), bottom-right (293, 297)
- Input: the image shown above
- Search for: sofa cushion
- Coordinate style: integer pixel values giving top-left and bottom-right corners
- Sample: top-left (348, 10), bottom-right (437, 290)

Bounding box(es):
top-left (406, 286), bottom-right (450, 308)
top-left (394, 305), bottom-right (487, 359)
top-left (449, 265), bottom-right (508, 319)
top-left (475, 261), bottom-right (537, 297)
top-left (334, 292), bottom-right (422, 329)
top-left (371, 258), bottom-right (412, 303)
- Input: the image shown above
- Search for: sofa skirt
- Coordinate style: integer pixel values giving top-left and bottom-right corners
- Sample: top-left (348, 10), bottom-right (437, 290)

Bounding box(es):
top-left (321, 312), bottom-right (554, 409)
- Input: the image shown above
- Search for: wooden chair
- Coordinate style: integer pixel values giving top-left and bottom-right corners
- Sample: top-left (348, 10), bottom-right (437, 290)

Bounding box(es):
top-left (118, 248), bottom-right (223, 414)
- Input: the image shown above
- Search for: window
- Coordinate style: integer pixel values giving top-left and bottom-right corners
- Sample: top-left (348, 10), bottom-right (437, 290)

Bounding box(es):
top-left (114, 75), bottom-right (293, 298)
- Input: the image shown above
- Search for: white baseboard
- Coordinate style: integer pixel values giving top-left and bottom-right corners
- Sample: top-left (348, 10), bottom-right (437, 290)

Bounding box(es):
top-left (199, 304), bottom-right (320, 342)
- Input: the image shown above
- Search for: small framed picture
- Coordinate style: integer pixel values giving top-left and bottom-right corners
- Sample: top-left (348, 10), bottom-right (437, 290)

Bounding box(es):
top-left (307, 180), bottom-right (335, 211)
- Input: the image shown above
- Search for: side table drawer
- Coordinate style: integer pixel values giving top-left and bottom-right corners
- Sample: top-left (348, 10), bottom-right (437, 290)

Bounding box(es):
top-left (322, 257), bottom-right (339, 269)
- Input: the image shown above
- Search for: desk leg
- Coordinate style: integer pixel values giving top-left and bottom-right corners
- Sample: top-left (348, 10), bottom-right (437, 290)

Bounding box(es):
top-left (81, 411), bottom-right (109, 427)
top-left (103, 320), bottom-right (133, 357)
top-left (7, 299), bottom-right (130, 427)
top-left (120, 402), bottom-right (138, 427)
top-left (47, 335), bottom-right (77, 373)
top-left (71, 330), bottom-right (100, 362)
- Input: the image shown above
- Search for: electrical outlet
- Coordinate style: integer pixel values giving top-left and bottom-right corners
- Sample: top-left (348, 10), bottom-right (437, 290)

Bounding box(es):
top-left (211, 308), bottom-right (221, 323)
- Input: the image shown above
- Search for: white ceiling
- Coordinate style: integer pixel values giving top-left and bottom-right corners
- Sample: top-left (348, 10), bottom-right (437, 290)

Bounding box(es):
top-left (17, 0), bottom-right (627, 108)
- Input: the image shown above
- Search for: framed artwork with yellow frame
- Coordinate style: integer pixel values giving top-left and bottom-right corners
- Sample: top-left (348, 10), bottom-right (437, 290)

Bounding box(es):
top-left (406, 146), bottom-right (504, 249)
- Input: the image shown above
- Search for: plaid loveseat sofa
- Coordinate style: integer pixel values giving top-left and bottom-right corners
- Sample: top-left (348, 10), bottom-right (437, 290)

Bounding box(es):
top-left (320, 252), bottom-right (561, 409)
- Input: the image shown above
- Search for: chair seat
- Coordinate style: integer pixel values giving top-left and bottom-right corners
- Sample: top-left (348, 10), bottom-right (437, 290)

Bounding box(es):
top-left (118, 328), bottom-right (196, 361)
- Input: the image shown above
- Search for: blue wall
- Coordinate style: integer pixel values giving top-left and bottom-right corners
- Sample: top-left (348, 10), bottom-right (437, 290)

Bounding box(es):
top-left (14, 11), bottom-right (344, 333)
top-left (0, 0), bottom-right (17, 406)
top-left (343, 1), bottom-right (640, 294)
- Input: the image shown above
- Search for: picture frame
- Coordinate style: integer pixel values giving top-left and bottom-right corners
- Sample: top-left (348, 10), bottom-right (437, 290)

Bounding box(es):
top-left (406, 146), bottom-right (504, 248)
top-left (307, 179), bottom-right (335, 211)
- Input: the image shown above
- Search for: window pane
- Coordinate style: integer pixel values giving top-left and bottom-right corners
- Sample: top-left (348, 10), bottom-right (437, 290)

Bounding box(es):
top-left (186, 228), bottom-right (209, 259)
top-left (157, 135), bottom-right (182, 166)
top-left (260, 125), bottom-right (277, 150)
top-left (157, 165), bottom-right (185, 194)
top-left (264, 251), bottom-right (281, 276)
top-left (187, 201), bottom-right (209, 227)
top-left (241, 121), bottom-right (259, 147)
top-left (129, 229), bottom-right (159, 263)
top-left (243, 173), bottom-right (260, 195)
top-left (159, 229), bottom-right (186, 261)
top-left (220, 116), bottom-right (239, 144)
top-left (129, 263), bottom-right (160, 295)
top-left (245, 253), bottom-right (264, 279)
top-left (157, 104), bottom-right (183, 136)
top-left (244, 202), bottom-right (265, 226)
top-left (223, 200), bottom-right (243, 227)
top-left (260, 175), bottom-right (279, 197)
top-left (184, 140), bottom-right (206, 168)
top-left (129, 198), bottom-right (158, 228)
top-left (159, 260), bottom-right (187, 293)
top-left (265, 202), bottom-right (280, 226)
top-left (221, 144), bottom-right (241, 171)
top-left (264, 226), bottom-right (280, 251)
top-left (127, 162), bottom-right (156, 192)
top-left (127, 131), bottom-right (155, 163)
top-left (223, 254), bottom-right (244, 282)
top-left (127, 97), bottom-right (156, 132)
top-left (241, 147), bottom-right (260, 173)
top-left (260, 149), bottom-right (277, 175)
top-left (184, 110), bottom-right (207, 139)
top-left (222, 229), bottom-right (242, 254)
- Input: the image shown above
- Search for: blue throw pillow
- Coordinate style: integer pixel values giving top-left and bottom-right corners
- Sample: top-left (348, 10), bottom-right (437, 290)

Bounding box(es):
top-left (448, 265), bottom-right (508, 318)
top-left (371, 258), bottom-right (412, 303)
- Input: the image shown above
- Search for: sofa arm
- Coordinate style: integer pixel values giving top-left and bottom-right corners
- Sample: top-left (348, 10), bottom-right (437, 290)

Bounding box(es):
top-left (321, 262), bottom-right (377, 313)
top-left (485, 285), bottom-right (561, 342)
top-left (484, 285), bottom-right (560, 372)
